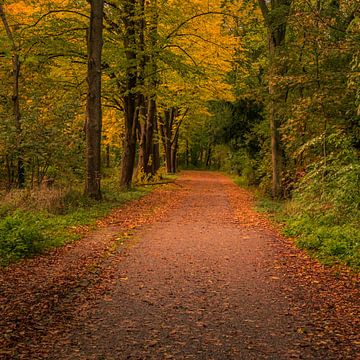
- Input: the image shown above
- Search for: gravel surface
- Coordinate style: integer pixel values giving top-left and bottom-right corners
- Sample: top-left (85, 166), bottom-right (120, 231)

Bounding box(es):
top-left (1, 171), bottom-right (359, 359)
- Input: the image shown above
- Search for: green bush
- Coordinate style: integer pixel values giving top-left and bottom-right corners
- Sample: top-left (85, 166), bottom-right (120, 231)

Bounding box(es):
top-left (284, 136), bottom-right (360, 268)
top-left (294, 225), bottom-right (360, 267)
top-left (0, 212), bottom-right (46, 265)
top-left (0, 178), bottom-right (151, 266)
top-left (251, 134), bottom-right (360, 269)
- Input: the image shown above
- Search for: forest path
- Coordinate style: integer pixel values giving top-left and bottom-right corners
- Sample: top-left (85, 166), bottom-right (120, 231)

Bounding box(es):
top-left (1, 171), bottom-right (359, 359)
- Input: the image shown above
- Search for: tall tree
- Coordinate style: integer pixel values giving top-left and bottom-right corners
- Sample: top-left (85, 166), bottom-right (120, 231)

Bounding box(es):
top-left (120, 0), bottom-right (139, 188)
top-left (137, 0), bottom-right (159, 178)
top-left (85, 0), bottom-right (104, 199)
top-left (0, 3), bottom-right (24, 188)
top-left (258, 0), bottom-right (292, 198)
top-left (159, 107), bottom-right (185, 173)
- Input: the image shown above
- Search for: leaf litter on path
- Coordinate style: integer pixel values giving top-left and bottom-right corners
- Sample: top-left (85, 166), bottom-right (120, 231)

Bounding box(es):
top-left (1, 172), bottom-right (359, 359)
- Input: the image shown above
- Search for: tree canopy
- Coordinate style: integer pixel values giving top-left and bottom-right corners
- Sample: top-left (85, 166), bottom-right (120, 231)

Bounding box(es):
top-left (0, 0), bottom-right (358, 202)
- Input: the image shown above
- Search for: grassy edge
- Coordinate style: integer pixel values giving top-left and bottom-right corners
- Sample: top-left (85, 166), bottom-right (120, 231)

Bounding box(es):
top-left (231, 175), bottom-right (360, 272)
top-left (0, 178), bottom-right (175, 266)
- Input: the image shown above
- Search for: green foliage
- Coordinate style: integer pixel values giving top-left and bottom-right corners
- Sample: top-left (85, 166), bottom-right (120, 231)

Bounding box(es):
top-left (286, 222), bottom-right (360, 269)
top-left (0, 211), bottom-right (45, 264)
top-left (254, 193), bottom-right (360, 269)
top-left (0, 182), bottom-right (150, 266)
top-left (291, 135), bottom-right (360, 224)
top-left (223, 0), bottom-right (360, 269)
top-left (245, 134), bottom-right (360, 269)
top-left (277, 137), bottom-right (359, 268)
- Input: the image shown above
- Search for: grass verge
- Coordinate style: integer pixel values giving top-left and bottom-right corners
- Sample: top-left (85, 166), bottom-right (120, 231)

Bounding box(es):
top-left (0, 181), bottom-right (151, 266)
top-left (232, 176), bottom-right (360, 271)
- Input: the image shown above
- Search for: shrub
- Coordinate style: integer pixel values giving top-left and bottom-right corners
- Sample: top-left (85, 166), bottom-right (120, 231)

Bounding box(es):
top-left (284, 135), bottom-right (360, 268)
top-left (0, 212), bottom-right (46, 265)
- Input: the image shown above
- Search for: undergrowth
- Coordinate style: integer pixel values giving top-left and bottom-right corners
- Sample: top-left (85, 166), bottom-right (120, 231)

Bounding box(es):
top-left (255, 197), bottom-right (360, 270)
top-left (250, 151), bottom-right (360, 270)
top-left (0, 177), bottom-right (151, 266)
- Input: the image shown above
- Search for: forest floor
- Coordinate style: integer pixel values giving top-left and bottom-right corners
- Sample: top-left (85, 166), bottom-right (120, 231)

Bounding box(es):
top-left (0, 171), bottom-right (359, 360)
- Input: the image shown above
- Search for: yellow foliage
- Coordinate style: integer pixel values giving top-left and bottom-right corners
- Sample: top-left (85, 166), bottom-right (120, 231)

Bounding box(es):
top-left (158, 0), bottom-right (238, 116)
top-left (102, 108), bottom-right (124, 148)
top-left (6, 1), bottom-right (34, 16)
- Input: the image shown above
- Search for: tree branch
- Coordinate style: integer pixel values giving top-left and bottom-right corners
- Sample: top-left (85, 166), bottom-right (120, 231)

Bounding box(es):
top-left (21, 9), bottom-right (89, 34)
top-left (165, 11), bottom-right (237, 41)
top-left (163, 44), bottom-right (198, 66)
top-left (0, 4), bottom-right (17, 51)
top-left (173, 33), bottom-right (231, 51)
top-left (171, 107), bottom-right (189, 146)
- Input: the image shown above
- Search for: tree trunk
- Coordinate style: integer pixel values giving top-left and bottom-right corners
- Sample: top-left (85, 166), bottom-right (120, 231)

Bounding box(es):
top-left (106, 144), bottom-right (110, 168)
top-left (152, 140), bottom-right (160, 174)
top-left (160, 107), bottom-right (186, 174)
top-left (137, 0), bottom-right (159, 177)
top-left (151, 113), bottom-right (160, 175)
top-left (160, 110), bottom-right (172, 173)
top-left (138, 97), bottom-right (156, 176)
top-left (185, 139), bottom-right (189, 167)
top-left (137, 102), bottom-right (147, 175)
top-left (120, 97), bottom-right (138, 188)
top-left (85, 0), bottom-right (104, 200)
top-left (258, 0), bottom-right (291, 199)
top-left (0, 5), bottom-right (25, 188)
top-left (205, 145), bottom-right (212, 168)
top-left (165, 134), bottom-right (172, 173)
top-left (170, 130), bottom-right (179, 173)
top-left (199, 148), bottom-right (204, 166)
top-left (268, 37), bottom-right (282, 198)
top-left (144, 98), bottom-right (157, 174)
top-left (120, 0), bottom-right (139, 188)
top-left (14, 55), bottom-right (24, 188)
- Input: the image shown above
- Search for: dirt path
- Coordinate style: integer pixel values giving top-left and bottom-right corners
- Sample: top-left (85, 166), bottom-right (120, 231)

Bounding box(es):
top-left (1, 172), bottom-right (359, 359)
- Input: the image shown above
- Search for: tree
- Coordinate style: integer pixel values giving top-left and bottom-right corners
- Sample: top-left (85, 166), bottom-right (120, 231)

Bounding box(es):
top-left (85, 0), bottom-right (104, 199)
top-left (159, 107), bottom-right (188, 173)
top-left (0, 2), bottom-right (24, 188)
top-left (258, 0), bottom-right (292, 198)
top-left (119, 0), bottom-right (140, 188)
top-left (137, 0), bottom-right (159, 178)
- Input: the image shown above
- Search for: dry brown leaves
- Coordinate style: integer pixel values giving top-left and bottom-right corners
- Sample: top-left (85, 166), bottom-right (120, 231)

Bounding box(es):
top-left (226, 179), bottom-right (360, 358)
top-left (0, 183), bottom-right (185, 359)
top-left (1, 173), bottom-right (359, 359)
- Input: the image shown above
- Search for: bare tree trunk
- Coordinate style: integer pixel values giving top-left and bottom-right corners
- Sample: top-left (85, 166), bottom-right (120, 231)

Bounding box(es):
top-left (170, 130), bottom-right (179, 173)
top-left (138, 102), bottom-right (147, 175)
top-left (185, 139), bottom-right (189, 167)
top-left (141, 98), bottom-right (157, 174)
top-left (160, 110), bottom-right (172, 173)
top-left (160, 107), bottom-right (187, 173)
top-left (85, 0), bottom-right (104, 200)
top-left (205, 145), bottom-right (212, 168)
top-left (137, 0), bottom-right (159, 177)
top-left (138, 97), bottom-right (156, 175)
top-left (106, 144), bottom-right (110, 168)
top-left (152, 141), bottom-right (160, 174)
top-left (120, 96), bottom-right (138, 188)
top-left (0, 5), bottom-right (25, 188)
top-left (199, 149), bottom-right (204, 166)
top-left (120, 0), bottom-right (139, 188)
top-left (268, 41), bottom-right (282, 198)
top-left (135, 0), bottom-right (148, 179)
top-left (152, 113), bottom-right (160, 175)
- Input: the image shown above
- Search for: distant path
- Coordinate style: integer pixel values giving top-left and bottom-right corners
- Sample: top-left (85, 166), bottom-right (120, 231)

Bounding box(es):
top-left (1, 172), bottom-right (359, 359)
